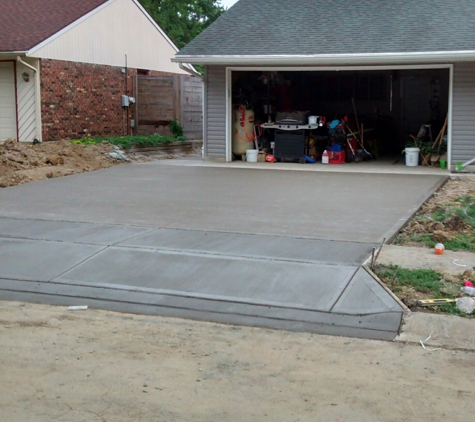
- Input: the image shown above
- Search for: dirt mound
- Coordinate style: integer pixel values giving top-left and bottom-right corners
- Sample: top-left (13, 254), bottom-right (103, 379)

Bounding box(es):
top-left (443, 215), bottom-right (471, 232)
top-left (0, 139), bottom-right (123, 188)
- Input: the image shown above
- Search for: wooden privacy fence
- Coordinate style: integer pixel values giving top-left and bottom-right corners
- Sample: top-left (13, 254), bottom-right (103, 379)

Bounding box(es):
top-left (136, 74), bottom-right (203, 140)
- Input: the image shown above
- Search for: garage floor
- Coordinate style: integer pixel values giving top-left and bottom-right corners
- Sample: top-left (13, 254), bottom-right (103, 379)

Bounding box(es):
top-left (0, 162), bottom-right (447, 339)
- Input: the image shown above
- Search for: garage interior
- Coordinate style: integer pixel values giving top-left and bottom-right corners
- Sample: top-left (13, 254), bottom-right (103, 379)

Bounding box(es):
top-left (231, 68), bottom-right (449, 166)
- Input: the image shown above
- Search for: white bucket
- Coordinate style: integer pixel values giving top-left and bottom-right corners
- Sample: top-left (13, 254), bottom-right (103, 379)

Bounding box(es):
top-left (405, 147), bottom-right (420, 167)
top-left (246, 149), bottom-right (258, 163)
top-left (308, 115), bottom-right (318, 125)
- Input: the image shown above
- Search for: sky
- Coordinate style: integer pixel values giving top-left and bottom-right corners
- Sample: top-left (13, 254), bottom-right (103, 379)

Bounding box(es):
top-left (219, 0), bottom-right (239, 9)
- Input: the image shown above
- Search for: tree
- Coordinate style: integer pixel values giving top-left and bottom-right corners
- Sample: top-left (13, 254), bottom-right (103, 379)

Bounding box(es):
top-left (139, 0), bottom-right (225, 49)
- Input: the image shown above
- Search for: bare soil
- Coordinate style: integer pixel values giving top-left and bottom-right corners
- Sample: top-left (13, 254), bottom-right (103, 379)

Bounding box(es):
top-left (1, 301), bottom-right (475, 422)
top-left (0, 139), bottom-right (124, 188)
top-left (0, 139), bottom-right (202, 188)
top-left (398, 176), bottom-right (475, 243)
top-left (377, 176), bottom-right (475, 311)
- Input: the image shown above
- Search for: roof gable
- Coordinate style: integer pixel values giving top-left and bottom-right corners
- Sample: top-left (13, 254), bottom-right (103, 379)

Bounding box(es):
top-left (176, 0), bottom-right (475, 60)
top-left (0, 0), bottom-right (110, 52)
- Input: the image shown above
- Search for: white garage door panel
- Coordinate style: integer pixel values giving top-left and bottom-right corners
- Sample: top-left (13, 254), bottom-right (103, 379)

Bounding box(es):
top-left (0, 62), bottom-right (17, 141)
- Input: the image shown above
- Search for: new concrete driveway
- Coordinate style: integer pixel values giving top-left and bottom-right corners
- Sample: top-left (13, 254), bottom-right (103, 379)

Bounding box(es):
top-left (0, 161), bottom-right (446, 339)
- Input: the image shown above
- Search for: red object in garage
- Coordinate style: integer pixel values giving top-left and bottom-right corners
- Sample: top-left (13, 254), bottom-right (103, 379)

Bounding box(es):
top-left (329, 151), bottom-right (345, 164)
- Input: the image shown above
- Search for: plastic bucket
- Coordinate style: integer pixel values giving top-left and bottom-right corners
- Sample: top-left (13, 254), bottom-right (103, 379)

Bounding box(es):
top-left (405, 147), bottom-right (420, 167)
top-left (246, 149), bottom-right (258, 163)
top-left (308, 115), bottom-right (317, 125)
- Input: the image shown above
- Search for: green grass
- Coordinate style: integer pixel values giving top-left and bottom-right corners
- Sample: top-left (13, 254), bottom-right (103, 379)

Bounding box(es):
top-left (70, 133), bottom-right (186, 150)
top-left (375, 264), bottom-right (474, 317)
top-left (397, 193), bottom-right (475, 252)
top-left (402, 232), bottom-right (475, 252)
top-left (378, 265), bottom-right (444, 295)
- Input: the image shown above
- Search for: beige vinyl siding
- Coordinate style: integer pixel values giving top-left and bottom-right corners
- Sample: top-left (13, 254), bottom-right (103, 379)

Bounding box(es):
top-left (31, 0), bottom-right (186, 74)
top-left (452, 62), bottom-right (475, 164)
top-left (16, 59), bottom-right (39, 142)
top-left (205, 66), bottom-right (226, 158)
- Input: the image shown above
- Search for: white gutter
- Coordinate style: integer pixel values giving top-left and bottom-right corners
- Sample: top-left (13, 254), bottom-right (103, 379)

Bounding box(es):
top-left (0, 51), bottom-right (28, 55)
top-left (179, 62), bottom-right (203, 79)
top-left (172, 50), bottom-right (475, 65)
top-left (17, 56), bottom-right (37, 73)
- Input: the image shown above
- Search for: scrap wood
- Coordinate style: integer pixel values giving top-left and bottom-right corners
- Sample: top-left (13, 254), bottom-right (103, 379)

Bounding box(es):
top-left (417, 298), bottom-right (456, 307)
top-left (431, 114), bottom-right (448, 152)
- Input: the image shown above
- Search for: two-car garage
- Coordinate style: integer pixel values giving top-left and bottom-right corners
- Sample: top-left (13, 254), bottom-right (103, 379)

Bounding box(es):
top-left (226, 65), bottom-right (451, 165)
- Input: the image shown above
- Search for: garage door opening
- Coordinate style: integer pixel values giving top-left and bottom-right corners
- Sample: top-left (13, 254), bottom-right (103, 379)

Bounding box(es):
top-left (229, 67), bottom-right (450, 166)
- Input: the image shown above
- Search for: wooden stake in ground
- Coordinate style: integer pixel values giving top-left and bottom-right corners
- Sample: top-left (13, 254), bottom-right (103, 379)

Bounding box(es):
top-left (371, 238), bottom-right (386, 270)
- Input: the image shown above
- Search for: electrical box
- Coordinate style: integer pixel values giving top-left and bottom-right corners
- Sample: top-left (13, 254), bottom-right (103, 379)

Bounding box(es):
top-left (128, 96), bottom-right (136, 104)
top-left (121, 95), bottom-right (130, 107)
top-left (130, 119), bottom-right (135, 128)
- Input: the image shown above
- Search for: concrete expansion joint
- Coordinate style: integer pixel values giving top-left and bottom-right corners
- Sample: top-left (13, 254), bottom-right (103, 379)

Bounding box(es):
top-left (49, 246), bottom-right (110, 281)
top-left (110, 243), bottom-right (358, 266)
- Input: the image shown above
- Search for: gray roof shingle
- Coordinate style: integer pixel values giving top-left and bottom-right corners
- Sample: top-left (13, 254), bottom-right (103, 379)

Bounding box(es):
top-left (176, 0), bottom-right (475, 58)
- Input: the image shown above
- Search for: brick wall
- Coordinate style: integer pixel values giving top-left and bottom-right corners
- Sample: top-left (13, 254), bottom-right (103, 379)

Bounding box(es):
top-left (40, 59), bottom-right (175, 141)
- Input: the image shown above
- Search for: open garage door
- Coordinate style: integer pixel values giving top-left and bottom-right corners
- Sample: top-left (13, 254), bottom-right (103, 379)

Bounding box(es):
top-left (0, 62), bottom-right (17, 141)
top-left (229, 66), bottom-right (450, 165)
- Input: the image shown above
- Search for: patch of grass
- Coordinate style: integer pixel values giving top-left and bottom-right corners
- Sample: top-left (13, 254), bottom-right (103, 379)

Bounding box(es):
top-left (375, 264), bottom-right (474, 317)
top-left (70, 133), bottom-right (186, 150)
top-left (406, 233), bottom-right (475, 252)
top-left (379, 265), bottom-right (444, 295)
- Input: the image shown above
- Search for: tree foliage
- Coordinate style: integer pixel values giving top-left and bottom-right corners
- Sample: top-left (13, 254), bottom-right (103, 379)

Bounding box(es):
top-left (139, 0), bottom-right (225, 49)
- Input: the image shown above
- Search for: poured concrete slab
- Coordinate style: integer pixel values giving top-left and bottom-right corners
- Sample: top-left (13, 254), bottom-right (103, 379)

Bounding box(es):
top-left (0, 163), bottom-right (447, 242)
top-left (120, 228), bottom-right (376, 265)
top-left (0, 238), bottom-right (103, 281)
top-left (0, 217), bottom-right (151, 245)
top-left (0, 218), bottom-right (403, 340)
top-left (0, 162), bottom-right (446, 340)
top-left (55, 247), bottom-right (356, 311)
top-left (331, 267), bottom-right (404, 314)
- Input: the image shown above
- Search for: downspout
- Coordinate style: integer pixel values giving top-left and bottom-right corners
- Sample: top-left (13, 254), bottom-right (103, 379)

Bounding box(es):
top-left (17, 56), bottom-right (37, 74)
top-left (179, 62), bottom-right (203, 80)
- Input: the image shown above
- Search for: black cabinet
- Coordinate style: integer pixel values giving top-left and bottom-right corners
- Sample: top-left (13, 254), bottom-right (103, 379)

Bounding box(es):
top-left (274, 130), bottom-right (305, 162)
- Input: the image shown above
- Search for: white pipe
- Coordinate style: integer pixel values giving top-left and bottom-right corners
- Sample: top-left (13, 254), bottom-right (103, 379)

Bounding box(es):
top-left (462, 156), bottom-right (475, 168)
top-left (179, 63), bottom-right (203, 79)
top-left (16, 56), bottom-right (37, 73)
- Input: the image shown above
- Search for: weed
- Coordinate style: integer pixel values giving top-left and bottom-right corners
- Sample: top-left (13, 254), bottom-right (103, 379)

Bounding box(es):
top-left (168, 119), bottom-right (184, 139)
top-left (407, 233), bottom-right (475, 252)
top-left (70, 133), bottom-right (186, 150)
top-left (375, 264), bottom-right (474, 317)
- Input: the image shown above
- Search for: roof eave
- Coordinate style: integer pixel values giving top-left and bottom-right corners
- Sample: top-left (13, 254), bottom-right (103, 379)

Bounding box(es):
top-left (172, 51), bottom-right (475, 65)
top-left (0, 51), bottom-right (28, 55)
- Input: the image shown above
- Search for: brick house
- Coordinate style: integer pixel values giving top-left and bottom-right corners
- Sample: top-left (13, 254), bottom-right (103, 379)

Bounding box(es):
top-left (0, 0), bottom-right (197, 142)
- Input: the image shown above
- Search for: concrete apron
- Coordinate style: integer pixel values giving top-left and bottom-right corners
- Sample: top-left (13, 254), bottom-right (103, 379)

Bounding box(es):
top-left (0, 217), bottom-right (403, 340)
